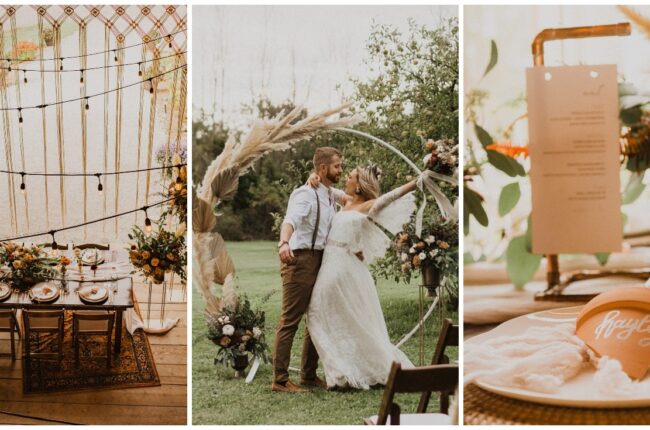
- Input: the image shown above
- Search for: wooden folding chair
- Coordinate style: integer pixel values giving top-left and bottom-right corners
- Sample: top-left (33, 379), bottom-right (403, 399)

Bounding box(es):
top-left (72, 310), bottom-right (115, 369)
top-left (364, 362), bottom-right (458, 425)
top-left (72, 243), bottom-right (110, 251)
top-left (0, 309), bottom-right (18, 360)
top-left (22, 309), bottom-right (65, 363)
top-left (419, 318), bottom-right (459, 413)
top-left (36, 243), bottom-right (69, 251)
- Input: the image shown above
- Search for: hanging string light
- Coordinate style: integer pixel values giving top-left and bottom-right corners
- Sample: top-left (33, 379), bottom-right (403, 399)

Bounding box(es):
top-left (0, 197), bottom-right (177, 244)
top-left (143, 206), bottom-right (152, 234)
top-left (1, 163), bottom-right (185, 177)
top-left (19, 173), bottom-right (26, 195)
top-left (17, 108), bottom-right (23, 127)
top-left (174, 174), bottom-right (183, 191)
top-left (1, 29), bottom-right (186, 64)
top-left (113, 50), bottom-right (118, 62)
top-left (23, 70), bottom-right (27, 84)
top-left (79, 69), bottom-right (84, 87)
top-left (95, 173), bottom-right (103, 195)
top-left (59, 57), bottom-right (63, 71)
top-left (85, 97), bottom-right (90, 111)
top-left (138, 62), bottom-right (143, 77)
top-left (0, 64), bottom-right (184, 112)
top-left (168, 35), bottom-right (172, 48)
top-left (148, 78), bottom-right (154, 95)
top-left (7, 59), bottom-right (11, 72)
top-left (49, 231), bottom-right (57, 250)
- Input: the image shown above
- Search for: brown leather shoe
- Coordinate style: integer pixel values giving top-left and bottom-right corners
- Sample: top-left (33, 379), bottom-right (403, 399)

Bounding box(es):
top-left (300, 376), bottom-right (327, 389)
top-left (271, 380), bottom-right (308, 393)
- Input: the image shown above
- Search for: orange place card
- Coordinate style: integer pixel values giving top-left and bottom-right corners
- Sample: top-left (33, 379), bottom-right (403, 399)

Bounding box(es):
top-left (526, 65), bottom-right (622, 254)
top-left (576, 287), bottom-right (650, 380)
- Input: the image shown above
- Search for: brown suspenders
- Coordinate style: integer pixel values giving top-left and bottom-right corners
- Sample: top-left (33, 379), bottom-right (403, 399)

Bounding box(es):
top-left (311, 189), bottom-right (320, 251)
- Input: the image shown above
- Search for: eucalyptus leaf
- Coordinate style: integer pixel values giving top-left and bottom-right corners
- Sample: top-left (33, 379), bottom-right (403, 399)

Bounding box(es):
top-left (464, 186), bottom-right (488, 231)
top-left (622, 172), bottom-right (646, 205)
top-left (620, 105), bottom-right (643, 125)
top-left (487, 150), bottom-right (526, 177)
top-left (506, 235), bottom-right (542, 290)
top-left (483, 40), bottom-right (498, 77)
top-left (498, 182), bottom-right (521, 216)
top-left (594, 253), bottom-right (610, 266)
top-left (474, 124), bottom-right (493, 148)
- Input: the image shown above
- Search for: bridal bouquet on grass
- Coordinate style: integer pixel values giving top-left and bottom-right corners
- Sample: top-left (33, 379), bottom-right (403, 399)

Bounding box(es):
top-left (0, 243), bottom-right (64, 290)
top-left (207, 297), bottom-right (270, 373)
top-left (128, 223), bottom-right (187, 284)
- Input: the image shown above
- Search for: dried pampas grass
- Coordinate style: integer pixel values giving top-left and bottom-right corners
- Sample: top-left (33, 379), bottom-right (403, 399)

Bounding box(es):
top-left (198, 102), bottom-right (357, 206)
top-left (619, 6), bottom-right (650, 39)
top-left (193, 102), bottom-right (356, 314)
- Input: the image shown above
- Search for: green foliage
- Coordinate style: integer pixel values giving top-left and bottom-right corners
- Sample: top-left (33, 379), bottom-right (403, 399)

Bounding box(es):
top-left (498, 182), bottom-right (521, 216)
top-left (464, 185), bottom-right (488, 232)
top-left (483, 39), bottom-right (498, 77)
top-left (505, 226), bottom-right (542, 290)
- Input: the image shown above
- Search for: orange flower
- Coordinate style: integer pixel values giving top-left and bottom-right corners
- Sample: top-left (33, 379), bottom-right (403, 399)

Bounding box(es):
top-left (220, 336), bottom-right (231, 347)
top-left (60, 256), bottom-right (71, 266)
top-left (151, 258), bottom-right (160, 267)
top-left (412, 255), bottom-right (421, 268)
top-left (486, 141), bottom-right (529, 159)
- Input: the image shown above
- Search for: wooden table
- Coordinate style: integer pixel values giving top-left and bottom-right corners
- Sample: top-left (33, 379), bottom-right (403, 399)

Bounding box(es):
top-left (0, 277), bottom-right (133, 353)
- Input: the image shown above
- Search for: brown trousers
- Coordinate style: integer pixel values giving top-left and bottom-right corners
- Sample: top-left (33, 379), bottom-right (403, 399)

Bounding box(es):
top-left (273, 249), bottom-right (323, 384)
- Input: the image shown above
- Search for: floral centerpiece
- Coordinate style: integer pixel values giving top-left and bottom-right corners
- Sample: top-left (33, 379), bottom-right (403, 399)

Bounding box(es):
top-left (155, 143), bottom-right (187, 179)
top-left (0, 243), bottom-right (62, 290)
top-left (162, 153), bottom-right (188, 223)
top-left (128, 223), bottom-right (187, 284)
top-left (207, 296), bottom-right (270, 376)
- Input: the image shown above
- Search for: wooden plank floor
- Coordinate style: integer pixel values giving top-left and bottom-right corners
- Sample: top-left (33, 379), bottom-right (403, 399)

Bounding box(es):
top-left (0, 281), bottom-right (187, 425)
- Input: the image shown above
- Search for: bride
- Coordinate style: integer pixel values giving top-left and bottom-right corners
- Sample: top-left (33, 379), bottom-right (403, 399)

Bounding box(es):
top-left (306, 165), bottom-right (420, 390)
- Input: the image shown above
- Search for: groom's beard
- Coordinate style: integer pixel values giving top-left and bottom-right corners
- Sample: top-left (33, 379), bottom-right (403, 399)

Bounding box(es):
top-left (326, 169), bottom-right (341, 184)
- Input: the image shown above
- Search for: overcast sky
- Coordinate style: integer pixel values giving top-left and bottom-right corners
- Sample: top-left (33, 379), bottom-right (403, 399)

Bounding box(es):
top-left (193, 5), bottom-right (457, 124)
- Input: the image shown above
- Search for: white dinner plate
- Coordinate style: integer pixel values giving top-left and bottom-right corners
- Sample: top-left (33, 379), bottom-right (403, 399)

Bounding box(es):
top-left (29, 283), bottom-right (60, 303)
top-left (0, 283), bottom-right (11, 301)
top-left (80, 249), bottom-right (105, 266)
top-left (78, 285), bottom-right (108, 303)
top-left (467, 306), bottom-right (650, 408)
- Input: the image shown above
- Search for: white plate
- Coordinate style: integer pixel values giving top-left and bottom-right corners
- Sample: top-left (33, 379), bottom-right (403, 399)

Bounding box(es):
top-left (78, 285), bottom-right (108, 303)
top-left (468, 306), bottom-right (650, 408)
top-left (29, 283), bottom-right (60, 302)
top-left (80, 249), bottom-right (104, 266)
top-left (0, 283), bottom-right (11, 301)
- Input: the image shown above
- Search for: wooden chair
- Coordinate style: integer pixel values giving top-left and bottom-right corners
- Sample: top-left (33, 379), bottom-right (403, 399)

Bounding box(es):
top-left (72, 310), bottom-right (115, 369)
top-left (72, 243), bottom-right (110, 250)
top-left (419, 318), bottom-right (459, 413)
top-left (364, 363), bottom-right (458, 425)
top-left (22, 309), bottom-right (65, 363)
top-left (35, 243), bottom-right (69, 251)
top-left (0, 309), bottom-right (18, 360)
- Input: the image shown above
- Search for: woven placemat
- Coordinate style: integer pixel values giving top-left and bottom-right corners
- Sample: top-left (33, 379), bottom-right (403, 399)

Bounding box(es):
top-left (464, 383), bottom-right (650, 425)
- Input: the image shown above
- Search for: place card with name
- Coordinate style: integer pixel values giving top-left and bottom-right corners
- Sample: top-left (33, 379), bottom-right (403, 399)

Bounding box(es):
top-left (576, 287), bottom-right (650, 380)
top-left (526, 65), bottom-right (622, 254)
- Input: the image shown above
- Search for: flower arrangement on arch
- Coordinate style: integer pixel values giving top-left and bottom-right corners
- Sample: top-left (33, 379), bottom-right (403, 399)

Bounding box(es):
top-left (128, 223), bottom-right (187, 284)
top-left (0, 243), bottom-right (63, 289)
top-left (207, 296), bottom-right (270, 368)
top-left (424, 137), bottom-right (458, 176)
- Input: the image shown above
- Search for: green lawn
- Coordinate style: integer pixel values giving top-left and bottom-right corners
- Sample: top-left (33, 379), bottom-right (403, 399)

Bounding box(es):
top-left (192, 241), bottom-right (457, 425)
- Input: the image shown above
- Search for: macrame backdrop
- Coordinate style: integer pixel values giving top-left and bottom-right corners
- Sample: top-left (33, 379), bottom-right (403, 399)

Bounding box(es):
top-left (0, 5), bottom-right (187, 243)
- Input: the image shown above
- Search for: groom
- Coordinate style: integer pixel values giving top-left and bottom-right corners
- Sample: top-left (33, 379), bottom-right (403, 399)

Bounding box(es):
top-left (272, 147), bottom-right (345, 393)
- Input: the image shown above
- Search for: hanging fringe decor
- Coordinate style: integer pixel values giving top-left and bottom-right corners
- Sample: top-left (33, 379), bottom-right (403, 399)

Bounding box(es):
top-left (37, 17), bottom-right (50, 230)
top-left (134, 45), bottom-right (147, 227)
top-left (113, 39), bottom-right (124, 237)
top-left (0, 23), bottom-right (18, 235)
top-left (78, 21), bottom-right (89, 238)
top-left (10, 15), bottom-right (29, 234)
top-left (53, 22), bottom-right (67, 231)
top-left (102, 26), bottom-right (110, 236)
top-left (144, 52), bottom-right (160, 208)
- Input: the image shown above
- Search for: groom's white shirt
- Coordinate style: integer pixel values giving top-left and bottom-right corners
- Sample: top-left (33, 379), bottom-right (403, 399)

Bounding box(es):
top-left (283, 183), bottom-right (345, 251)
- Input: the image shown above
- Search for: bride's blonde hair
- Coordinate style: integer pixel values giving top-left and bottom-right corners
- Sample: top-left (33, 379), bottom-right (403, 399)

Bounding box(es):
top-left (355, 165), bottom-right (382, 200)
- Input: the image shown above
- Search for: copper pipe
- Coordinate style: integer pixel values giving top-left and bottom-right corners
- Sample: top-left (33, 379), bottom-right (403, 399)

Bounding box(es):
top-left (532, 23), bottom-right (631, 66)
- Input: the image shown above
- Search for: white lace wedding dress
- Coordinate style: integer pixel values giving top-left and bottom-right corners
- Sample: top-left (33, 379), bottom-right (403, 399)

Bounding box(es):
top-left (307, 190), bottom-right (416, 389)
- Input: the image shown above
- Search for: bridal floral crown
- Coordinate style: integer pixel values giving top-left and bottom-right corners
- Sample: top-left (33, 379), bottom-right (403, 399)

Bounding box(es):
top-left (366, 164), bottom-right (383, 180)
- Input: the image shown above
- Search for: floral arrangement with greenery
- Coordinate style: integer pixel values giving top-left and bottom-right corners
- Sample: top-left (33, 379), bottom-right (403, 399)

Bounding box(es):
top-left (0, 243), bottom-right (64, 289)
top-left (165, 163), bottom-right (188, 223)
top-left (128, 223), bottom-right (187, 284)
top-left (207, 296), bottom-right (270, 368)
top-left (155, 144), bottom-right (188, 179)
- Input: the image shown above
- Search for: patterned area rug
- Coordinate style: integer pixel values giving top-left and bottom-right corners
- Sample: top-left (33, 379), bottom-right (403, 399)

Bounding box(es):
top-left (23, 312), bottom-right (160, 394)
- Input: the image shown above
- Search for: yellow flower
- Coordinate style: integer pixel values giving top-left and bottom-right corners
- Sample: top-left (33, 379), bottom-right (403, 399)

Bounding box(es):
top-left (12, 260), bottom-right (23, 270)
top-left (143, 264), bottom-right (152, 274)
top-left (220, 336), bottom-right (231, 347)
top-left (154, 267), bottom-right (164, 277)
top-left (151, 258), bottom-right (160, 267)
top-left (142, 251), bottom-right (151, 260)
top-left (439, 241), bottom-right (450, 250)
top-left (166, 252), bottom-right (176, 262)
top-left (412, 255), bottom-right (421, 268)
